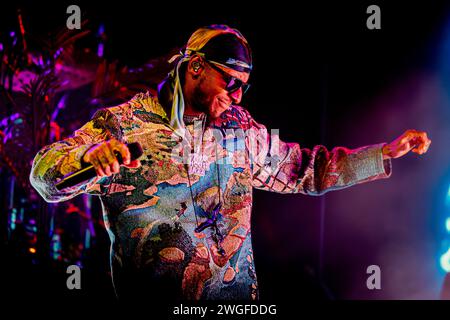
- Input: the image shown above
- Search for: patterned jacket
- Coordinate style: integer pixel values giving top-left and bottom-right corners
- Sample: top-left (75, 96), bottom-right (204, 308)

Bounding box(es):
top-left (30, 91), bottom-right (392, 300)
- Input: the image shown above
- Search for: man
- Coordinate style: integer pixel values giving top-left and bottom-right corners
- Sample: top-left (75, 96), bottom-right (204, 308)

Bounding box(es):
top-left (30, 25), bottom-right (431, 301)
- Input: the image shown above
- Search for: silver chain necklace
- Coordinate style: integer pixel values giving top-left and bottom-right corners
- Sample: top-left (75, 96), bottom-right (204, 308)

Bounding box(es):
top-left (183, 115), bottom-right (226, 256)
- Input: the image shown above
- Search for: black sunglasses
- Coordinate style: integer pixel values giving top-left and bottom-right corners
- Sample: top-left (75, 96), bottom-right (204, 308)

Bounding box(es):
top-left (206, 61), bottom-right (251, 94)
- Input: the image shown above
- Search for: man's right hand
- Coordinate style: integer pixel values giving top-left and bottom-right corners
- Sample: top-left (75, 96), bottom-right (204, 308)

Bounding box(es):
top-left (82, 138), bottom-right (141, 177)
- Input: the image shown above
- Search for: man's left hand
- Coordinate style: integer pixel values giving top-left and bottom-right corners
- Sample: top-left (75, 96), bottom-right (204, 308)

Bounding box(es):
top-left (382, 129), bottom-right (431, 160)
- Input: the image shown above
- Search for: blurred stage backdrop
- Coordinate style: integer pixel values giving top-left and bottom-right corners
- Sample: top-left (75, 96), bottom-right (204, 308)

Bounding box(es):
top-left (1, 0), bottom-right (450, 307)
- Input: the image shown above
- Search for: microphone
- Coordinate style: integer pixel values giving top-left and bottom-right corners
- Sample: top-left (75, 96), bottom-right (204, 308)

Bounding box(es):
top-left (55, 142), bottom-right (143, 191)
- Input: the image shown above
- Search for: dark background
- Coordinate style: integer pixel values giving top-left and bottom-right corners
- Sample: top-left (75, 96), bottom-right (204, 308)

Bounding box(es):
top-left (1, 0), bottom-right (450, 314)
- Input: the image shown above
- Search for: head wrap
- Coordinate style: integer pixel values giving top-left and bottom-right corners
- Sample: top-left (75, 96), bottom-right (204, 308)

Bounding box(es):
top-left (166, 24), bottom-right (252, 134)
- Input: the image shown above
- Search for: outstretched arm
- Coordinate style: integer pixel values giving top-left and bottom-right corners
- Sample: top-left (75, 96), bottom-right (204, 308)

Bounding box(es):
top-left (245, 111), bottom-right (430, 195)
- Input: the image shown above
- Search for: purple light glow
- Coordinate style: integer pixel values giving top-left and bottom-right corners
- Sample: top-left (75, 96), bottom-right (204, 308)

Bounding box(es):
top-left (97, 43), bottom-right (104, 58)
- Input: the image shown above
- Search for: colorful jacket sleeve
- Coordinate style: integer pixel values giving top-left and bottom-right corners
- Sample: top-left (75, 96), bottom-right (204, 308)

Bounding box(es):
top-left (30, 108), bottom-right (123, 203)
top-left (243, 110), bottom-right (392, 195)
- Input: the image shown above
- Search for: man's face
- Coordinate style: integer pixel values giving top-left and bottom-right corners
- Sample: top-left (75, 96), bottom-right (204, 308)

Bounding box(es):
top-left (190, 61), bottom-right (250, 119)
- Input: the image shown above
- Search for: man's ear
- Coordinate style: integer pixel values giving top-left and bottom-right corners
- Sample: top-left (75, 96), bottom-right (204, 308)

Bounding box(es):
top-left (189, 56), bottom-right (204, 77)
